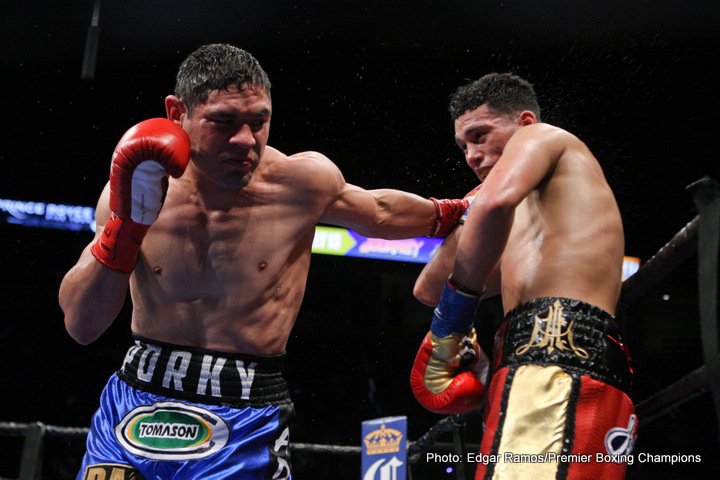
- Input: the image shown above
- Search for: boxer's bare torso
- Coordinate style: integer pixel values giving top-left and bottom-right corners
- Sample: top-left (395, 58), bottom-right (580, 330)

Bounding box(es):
top-left (457, 119), bottom-right (624, 315)
top-left (498, 125), bottom-right (624, 315)
top-left (416, 111), bottom-right (624, 316)
top-left (60, 85), bottom-right (438, 353)
top-left (128, 147), bottom-right (336, 354)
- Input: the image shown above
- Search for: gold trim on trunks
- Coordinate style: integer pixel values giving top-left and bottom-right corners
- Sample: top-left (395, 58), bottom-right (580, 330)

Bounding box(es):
top-left (493, 365), bottom-right (572, 479)
top-left (515, 300), bottom-right (589, 359)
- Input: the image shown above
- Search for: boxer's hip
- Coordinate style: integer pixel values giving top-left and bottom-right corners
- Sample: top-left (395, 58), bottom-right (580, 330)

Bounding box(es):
top-left (496, 297), bottom-right (632, 393)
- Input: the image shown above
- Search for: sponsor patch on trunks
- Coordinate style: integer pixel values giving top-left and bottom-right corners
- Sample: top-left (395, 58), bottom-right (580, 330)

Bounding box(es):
top-left (605, 414), bottom-right (638, 458)
top-left (83, 463), bottom-right (140, 479)
top-left (115, 402), bottom-right (229, 460)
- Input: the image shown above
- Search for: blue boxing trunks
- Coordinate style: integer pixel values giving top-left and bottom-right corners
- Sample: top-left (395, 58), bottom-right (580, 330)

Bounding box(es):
top-left (77, 336), bottom-right (294, 480)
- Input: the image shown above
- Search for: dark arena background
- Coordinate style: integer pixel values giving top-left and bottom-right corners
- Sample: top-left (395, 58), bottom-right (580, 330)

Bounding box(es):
top-left (2, 1), bottom-right (720, 478)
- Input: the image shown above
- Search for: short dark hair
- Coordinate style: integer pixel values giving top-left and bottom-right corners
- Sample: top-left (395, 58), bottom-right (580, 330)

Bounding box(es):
top-left (449, 72), bottom-right (541, 121)
top-left (175, 43), bottom-right (272, 113)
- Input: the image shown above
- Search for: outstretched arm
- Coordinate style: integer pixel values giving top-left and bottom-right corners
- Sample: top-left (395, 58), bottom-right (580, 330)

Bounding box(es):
top-left (320, 183), bottom-right (439, 239)
top-left (315, 155), bottom-right (468, 239)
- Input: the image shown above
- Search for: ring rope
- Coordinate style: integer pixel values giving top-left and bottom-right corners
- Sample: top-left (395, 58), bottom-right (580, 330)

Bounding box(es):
top-left (407, 412), bottom-right (480, 462)
top-left (634, 363), bottom-right (711, 424)
top-left (2, 177), bottom-right (718, 475)
top-left (619, 216), bottom-right (698, 305)
top-left (0, 421), bottom-right (360, 454)
top-left (687, 177), bottom-right (720, 441)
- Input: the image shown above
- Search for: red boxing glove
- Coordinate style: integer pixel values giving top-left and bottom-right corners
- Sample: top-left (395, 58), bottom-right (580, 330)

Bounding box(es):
top-left (428, 197), bottom-right (470, 237)
top-left (91, 118), bottom-right (190, 273)
top-left (410, 329), bottom-right (488, 414)
top-left (410, 278), bottom-right (488, 414)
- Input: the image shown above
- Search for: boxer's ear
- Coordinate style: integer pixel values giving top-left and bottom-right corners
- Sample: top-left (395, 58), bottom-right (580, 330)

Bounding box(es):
top-left (517, 110), bottom-right (536, 126)
top-left (165, 95), bottom-right (187, 124)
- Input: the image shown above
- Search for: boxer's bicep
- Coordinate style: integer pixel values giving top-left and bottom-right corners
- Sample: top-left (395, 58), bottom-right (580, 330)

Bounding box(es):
top-left (320, 183), bottom-right (381, 230)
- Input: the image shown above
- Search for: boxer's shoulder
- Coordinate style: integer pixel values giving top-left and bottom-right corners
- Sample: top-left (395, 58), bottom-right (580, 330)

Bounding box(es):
top-left (263, 148), bottom-right (344, 195)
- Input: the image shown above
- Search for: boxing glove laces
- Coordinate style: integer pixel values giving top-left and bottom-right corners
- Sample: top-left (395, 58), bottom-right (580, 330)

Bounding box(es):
top-left (91, 118), bottom-right (190, 273)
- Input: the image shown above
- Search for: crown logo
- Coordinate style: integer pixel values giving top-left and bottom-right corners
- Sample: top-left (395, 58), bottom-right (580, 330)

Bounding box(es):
top-left (363, 424), bottom-right (403, 455)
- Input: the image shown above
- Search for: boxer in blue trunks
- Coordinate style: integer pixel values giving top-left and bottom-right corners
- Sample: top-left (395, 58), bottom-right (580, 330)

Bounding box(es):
top-left (59, 43), bottom-right (469, 479)
top-left (411, 73), bottom-right (635, 479)
top-left (81, 338), bottom-right (293, 479)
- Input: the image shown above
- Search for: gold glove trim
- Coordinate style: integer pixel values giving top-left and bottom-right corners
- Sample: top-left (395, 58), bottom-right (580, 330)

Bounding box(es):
top-left (424, 329), bottom-right (479, 394)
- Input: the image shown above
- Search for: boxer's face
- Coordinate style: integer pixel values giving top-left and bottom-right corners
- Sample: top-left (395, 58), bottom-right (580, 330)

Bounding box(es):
top-left (454, 104), bottom-right (519, 182)
top-left (183, 84), bottom-right (272, 190)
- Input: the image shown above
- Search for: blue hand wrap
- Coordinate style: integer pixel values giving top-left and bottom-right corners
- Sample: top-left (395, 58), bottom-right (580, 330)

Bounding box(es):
top-left (430, 279), bottom-right (481, 338)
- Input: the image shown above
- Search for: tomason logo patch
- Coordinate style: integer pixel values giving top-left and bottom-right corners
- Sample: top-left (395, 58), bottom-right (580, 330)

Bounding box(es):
top-left (115, 402), bottom-right (229, 460)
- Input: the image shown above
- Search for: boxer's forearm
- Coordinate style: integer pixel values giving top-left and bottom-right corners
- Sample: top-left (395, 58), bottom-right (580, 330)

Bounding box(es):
top-left (351, 188), bottom-right (437, 238)
top-left (360, 188), bottom-right (467, 239)
top-left (59, 247), bottom-right (130, 344)
top-left (414, 227), bottom-right (460, 306)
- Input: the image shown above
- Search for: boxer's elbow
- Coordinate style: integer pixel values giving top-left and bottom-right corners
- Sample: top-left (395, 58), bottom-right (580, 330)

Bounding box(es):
top-left (482, 182), bottom-right (524, 216)
top-left (63, 311), bottom-right (104, 345)
top-left (413, 286), bottom-right (437, 307)
top-left (59, 267), bottom-right (125, 345)
top-left (413, 278), bottom-right (440, 307)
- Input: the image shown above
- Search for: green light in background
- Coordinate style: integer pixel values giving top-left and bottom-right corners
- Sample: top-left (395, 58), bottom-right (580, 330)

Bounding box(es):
top-left (311, 226), bottom-right (357, 256)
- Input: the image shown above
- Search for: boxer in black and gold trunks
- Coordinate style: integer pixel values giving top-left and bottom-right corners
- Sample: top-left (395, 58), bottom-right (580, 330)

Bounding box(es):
top-left (480, 297), bottom-right (635, 479)
top-left (411, 73), bottom-right (635, 479)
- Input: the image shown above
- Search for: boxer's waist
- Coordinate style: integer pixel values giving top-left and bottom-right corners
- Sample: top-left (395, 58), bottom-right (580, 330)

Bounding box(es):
top-left (505, 297), bottom-right (619, 339)
top-left (498, 297), bottom-right (632, 392)
top-left (118, 335), bottom-right (290, 407)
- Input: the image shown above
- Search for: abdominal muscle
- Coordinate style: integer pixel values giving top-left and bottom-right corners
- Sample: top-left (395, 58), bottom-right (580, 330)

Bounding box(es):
top-left (125, 192), bottom-right (316, 355)
top-left (500, 192), bottom-right (624, 316)
top-left (501, 244), bottom-right (621, 316)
